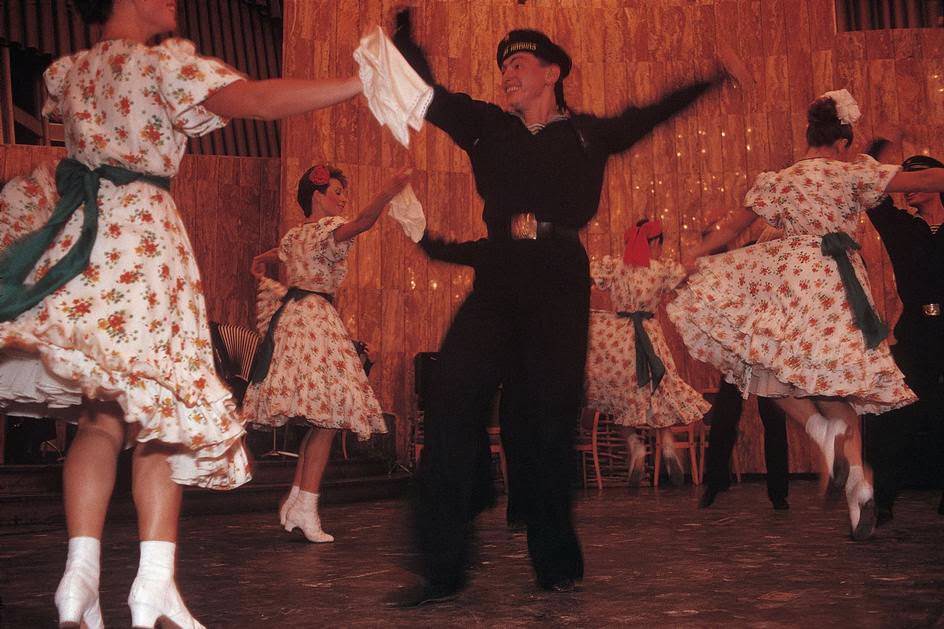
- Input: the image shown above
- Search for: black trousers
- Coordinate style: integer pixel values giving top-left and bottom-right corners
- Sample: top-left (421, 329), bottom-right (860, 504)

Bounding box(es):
top-left (865, 317), bottom-right (944, 510)
top-left (412, 252), bottom-right (590, 589)
top-left (703, 380), bottom-right (789, 502)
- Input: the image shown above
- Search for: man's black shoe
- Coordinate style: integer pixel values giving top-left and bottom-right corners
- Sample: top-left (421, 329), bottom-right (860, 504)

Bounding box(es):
top-left (699, 487), bottom-right (721, 509)
top-left (539, 578), bottom-right (576, 593)
top-left (385, 581), bottom-right (461, 608)
top-left (771, 497), bottom-right (790, 510)
top-left (876, 507), bottom-right (893, 528)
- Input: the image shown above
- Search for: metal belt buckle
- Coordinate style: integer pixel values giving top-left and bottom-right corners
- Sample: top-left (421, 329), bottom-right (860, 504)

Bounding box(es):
top-left (923, 303), bottom-right (941, 317)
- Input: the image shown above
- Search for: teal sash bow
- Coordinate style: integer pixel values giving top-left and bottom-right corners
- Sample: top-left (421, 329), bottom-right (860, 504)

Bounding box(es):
top-left (820, 232), bottom-right (888, 350)
top-left (617, 310), bottom-right (666, 391)
top-left (0, 158), bottom-right (170, 322)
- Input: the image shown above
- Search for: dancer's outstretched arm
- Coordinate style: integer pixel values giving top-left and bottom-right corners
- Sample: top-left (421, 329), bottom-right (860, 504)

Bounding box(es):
top-left (683, 207), bottom-right (758, 266)
top-left (203, 76), bottom-right (362, 121)
top-left (333, 169), bottom-right (413, 242)
top-left (886, 167), bottom-right (944, 193)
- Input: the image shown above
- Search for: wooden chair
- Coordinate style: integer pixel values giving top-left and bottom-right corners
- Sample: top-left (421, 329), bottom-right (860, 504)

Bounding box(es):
top-left (574, 409), bottom-right (603, 490)
top-left (652, 423), bottom-right (702, 487)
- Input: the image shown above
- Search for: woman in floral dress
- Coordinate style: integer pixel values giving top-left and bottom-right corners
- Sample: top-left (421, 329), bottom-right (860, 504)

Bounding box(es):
top-left (0, 1), bottom-right (363, 626)
top-left (667, 91), bottom-right (944, 541)
top-left (244, 164), bottom-right (410, 543)
top-left (586, 219), bottom-right (709, 486)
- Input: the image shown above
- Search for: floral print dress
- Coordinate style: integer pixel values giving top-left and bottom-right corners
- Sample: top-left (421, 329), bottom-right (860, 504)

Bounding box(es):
top-left (241, 217), bottom-right (386, 439)
top-left (0, 39), bottom-right (250, 490)
top-left (667, 156), bottom-right (916, 415)
top-left (585, 257), bottom-right (710, 427)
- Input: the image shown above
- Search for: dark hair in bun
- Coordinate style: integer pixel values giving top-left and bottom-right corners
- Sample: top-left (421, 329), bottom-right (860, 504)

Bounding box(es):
top-left (806, 96), bottom-right (853, 149)
top-left (296, 165), bottom-right (347, 218)
top-left (70, 0), bottom-right (114, 25)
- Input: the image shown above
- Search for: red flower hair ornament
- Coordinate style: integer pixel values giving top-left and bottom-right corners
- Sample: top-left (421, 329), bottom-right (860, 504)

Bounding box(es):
top-left (308, 164), bottom-right (331, 186)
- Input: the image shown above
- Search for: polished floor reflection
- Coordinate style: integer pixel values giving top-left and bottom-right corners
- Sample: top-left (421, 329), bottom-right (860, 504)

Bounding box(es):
top-left (2, 481), bottom-right (942, 627)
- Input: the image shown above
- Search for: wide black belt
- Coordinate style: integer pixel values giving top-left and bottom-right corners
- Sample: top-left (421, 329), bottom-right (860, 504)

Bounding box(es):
top-left (616, 310), bottom-right (666, 391)
top-left (249, 287), bottom-right (333, 383)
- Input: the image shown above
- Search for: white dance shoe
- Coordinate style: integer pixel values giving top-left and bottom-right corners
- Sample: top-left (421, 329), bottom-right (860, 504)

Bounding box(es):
top-left (279, 486), bottom-right (298, 526)
top-left (55, 571), bottom-right (104, 629)
top-left (806, 414), bottom-right (849, 488)
top-left (284, 491), bottom-right (334, 543)
top-left (128, 577), bottom-right (205, 629)
top-left (56, 537), bottom-right (104, 629)
top-left (846, 467), bottom-right (876, 541)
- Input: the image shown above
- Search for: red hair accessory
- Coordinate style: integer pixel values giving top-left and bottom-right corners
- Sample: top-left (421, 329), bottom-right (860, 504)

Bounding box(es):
top-left (308, 165), bottom-right (331, 186)
top-left (623, 220), bottom-right (663, 267)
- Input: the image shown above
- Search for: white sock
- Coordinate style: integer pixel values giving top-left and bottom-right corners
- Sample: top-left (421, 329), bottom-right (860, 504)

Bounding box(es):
top-left (846, 465), bottom-right (867, 496)
top-left (288, 485), bottom-right (300, 502)
top-left (136, 541), bottom-right (176, 582)
top-left (804, 412), bottom-right (829, 444)
top-left (64, 537), bottom-right (101, 584)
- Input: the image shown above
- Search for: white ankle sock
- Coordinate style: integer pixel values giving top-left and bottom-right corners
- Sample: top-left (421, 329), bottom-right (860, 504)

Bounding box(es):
top-left (846, 465), bottom-right (866, 494)
top-left (804, 412), bottom-right (829, 444)
top-left (288, 485), bottom-right (300, 502)
top-left (136, 541), bottom-right (176, 582)
top-left (64, 537), bottom-right (101, 583)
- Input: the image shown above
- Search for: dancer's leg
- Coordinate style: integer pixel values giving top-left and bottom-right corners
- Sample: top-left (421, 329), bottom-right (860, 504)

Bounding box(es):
top-left (56, 400), bottom-right (125, 628)
top-left (64, 401), bottom-right (126, 538)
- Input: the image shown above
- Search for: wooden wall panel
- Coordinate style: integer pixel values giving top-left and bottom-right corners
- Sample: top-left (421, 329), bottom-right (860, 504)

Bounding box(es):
top-left (281, 0), bottom-right (944, 472)
top-left (0, 145), bottom-right (280, 331)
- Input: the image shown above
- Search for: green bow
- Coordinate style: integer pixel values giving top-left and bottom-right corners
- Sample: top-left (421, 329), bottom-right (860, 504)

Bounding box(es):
top-left (0, 158), bottom-right (170, 322)
top-left (820, 231), bottom-right (888, 349)
top-left (617, 310), bottom-right (666, 391)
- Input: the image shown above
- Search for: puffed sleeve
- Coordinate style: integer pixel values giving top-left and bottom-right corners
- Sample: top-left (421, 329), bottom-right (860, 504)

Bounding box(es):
top-left (293, 216), bottom-right (354, 263)
top-left (845, 154), bottom-right (901, 211)
top-left (590, 255), bottom-right (619, 291)
top-left (42, 53), bottom-right (79, 119)
top-left (156, 38), bottom-right (245, 137)
top-left (743, 170), bottom-right (784, 228)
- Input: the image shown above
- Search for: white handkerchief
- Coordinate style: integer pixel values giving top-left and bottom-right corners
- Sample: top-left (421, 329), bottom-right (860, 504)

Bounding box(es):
top-left (388, 184), bottom-right (425, 243)
top-left (353, 26), bottom-right (434, 148)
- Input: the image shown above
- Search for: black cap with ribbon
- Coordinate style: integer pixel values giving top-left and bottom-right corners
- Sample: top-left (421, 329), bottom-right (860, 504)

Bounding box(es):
top-left (497, 29), bottom-right (572, 109)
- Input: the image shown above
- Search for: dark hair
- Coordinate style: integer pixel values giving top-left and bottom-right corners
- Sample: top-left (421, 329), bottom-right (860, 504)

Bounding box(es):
top-left (296, 165), bottom-right (347, 218)
top-left (806, 96), bottom-right (853, 149)
top-left (71, 0), bottom-right (114, 25)
top-left (636, 218), bottom-right (664, 245)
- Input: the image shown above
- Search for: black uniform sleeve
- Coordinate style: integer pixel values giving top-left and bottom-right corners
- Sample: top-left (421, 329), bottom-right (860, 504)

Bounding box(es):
top-left (392, 9), bottom-right (436, 85)
top-left (423, 86), bottom-right (505, 152)
top-left (594, 79), bottom-right (720, 155)
top-left (419, 232), bottom-right (490, 267)
top-left (866, 196), bottom-right (900, 237)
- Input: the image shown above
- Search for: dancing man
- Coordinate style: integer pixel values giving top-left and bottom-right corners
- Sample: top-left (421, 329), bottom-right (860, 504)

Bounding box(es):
top-left (390, 8), bottom-right (748, 605)
top-left (864, 148), bottom-right (944, 523)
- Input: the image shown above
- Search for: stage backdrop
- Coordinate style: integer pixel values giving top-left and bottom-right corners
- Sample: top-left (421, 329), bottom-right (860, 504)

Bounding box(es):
top-left (276, 0), bottom-right (944, 473)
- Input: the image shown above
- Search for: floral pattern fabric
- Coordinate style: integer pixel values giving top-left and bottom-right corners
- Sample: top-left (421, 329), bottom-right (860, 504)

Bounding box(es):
top-left (0, 38), bottom-right (249, 490)
top-left (585, 257), bottom-right (710, 427)
top-left (241, 217), bottom-right (386, 439)
top-left (667, 156), bottom-right (916, 415)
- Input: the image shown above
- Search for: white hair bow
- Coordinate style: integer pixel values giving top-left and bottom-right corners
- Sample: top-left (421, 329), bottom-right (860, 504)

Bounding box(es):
top-left (820, 89), bottom-right (861, 125)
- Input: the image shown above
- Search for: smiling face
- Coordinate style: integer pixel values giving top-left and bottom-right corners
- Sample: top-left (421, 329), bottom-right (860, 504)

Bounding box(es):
top-left (313, 178), bottom-right (348, 217)
top-left (500, 52), bottom-right (558, 112)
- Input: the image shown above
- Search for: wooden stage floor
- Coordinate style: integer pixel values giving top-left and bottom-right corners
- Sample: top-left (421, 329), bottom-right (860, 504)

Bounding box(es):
top-left (1, 481), bottom-right (942, 627)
